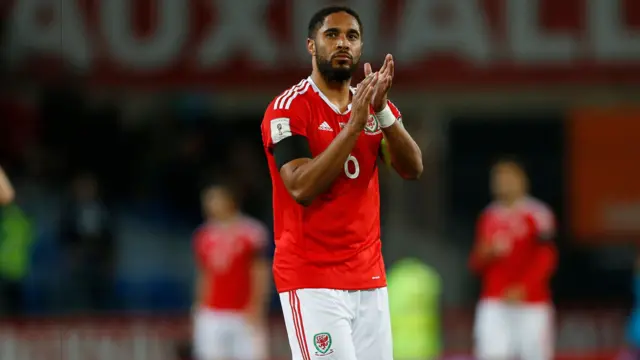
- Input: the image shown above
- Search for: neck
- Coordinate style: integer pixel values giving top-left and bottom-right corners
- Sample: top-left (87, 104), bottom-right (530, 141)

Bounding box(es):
top-left (311, 70), bottom-right (352, 111)
top-left (498, 194), bottom-right (525, 208)
top-left (209, 212), bottom-right (240, 225)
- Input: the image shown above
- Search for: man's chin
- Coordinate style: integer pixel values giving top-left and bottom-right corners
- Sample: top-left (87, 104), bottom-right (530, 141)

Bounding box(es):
top-left (332, 63), bottom-right (353, 70)
top-left (327, 70), bottom-right (353, 82)
top-left (317, 63), bottom-right (356, 82)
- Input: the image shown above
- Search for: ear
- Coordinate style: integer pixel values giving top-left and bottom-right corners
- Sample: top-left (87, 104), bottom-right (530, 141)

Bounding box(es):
top-left (307, 38), bottom-right (315, 56)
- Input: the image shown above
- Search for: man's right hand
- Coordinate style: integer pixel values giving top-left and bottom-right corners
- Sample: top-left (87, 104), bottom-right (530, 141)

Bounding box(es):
top-left (348, 72), bottom-right (378, 131)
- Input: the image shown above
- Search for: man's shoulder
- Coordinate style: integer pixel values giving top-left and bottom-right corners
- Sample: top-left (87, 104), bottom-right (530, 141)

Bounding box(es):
top-left (261, 79), bottom-right (315, 145)
top-left (478, 202), bottom-right (508, 224)
top-left (264, 78), bottom-right (313, 117)
top-left (238, 215), bottom-right (268, 234)
top-left (192, 224), bottom-right (214, 254)
top-left (193, 223), bottom-right (213, 238)
top-left (521, 197), bottom-right (556, 235)
top-left (522, 197), bottom-right (554, 217)
top-left (237, 216), bottom-right (269, 247)
top-left (481, 202), bottom-right (500, 217)
top-left (481, 198), bottom-right (554, 217)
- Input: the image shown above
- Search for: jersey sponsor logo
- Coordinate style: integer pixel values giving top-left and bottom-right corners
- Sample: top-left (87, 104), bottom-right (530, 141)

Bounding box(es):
top-left (313, 332), bottom-right (333, 356)
top-left (270, 117), bottom-right (292, 144)
top-left (318, 121), bottom-right (333, 132)
top-left (364, 114), bottom-right (382, 135)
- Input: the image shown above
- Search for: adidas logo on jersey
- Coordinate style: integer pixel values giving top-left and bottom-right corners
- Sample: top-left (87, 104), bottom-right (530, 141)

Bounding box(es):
top-left (318, 122), bottom-right (333, 131)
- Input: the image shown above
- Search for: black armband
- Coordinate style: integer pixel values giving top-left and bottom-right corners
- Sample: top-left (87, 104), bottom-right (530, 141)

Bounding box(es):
top-left (273, 135), bottom-right (312, 170)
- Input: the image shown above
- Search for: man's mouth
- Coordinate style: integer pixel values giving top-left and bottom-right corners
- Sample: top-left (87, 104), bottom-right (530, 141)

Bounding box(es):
top-left (332, 53), bottom-right (352, 61)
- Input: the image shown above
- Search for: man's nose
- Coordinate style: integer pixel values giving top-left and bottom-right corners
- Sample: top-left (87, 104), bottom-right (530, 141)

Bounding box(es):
top-left (335, 34), bottom-right (350, 49)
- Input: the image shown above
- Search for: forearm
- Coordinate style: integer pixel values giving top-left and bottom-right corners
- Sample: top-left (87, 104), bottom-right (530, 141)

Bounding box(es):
top-left (286, 125), bottom-right (361, 203)
top-left (249, 259), bottom-right (270, 317)
top-left (193, 273), bottom-right (207, 309)
top-left (381, 122), bottom-right (423, 180)
top-left (0, 166), bottom-right (15, 205)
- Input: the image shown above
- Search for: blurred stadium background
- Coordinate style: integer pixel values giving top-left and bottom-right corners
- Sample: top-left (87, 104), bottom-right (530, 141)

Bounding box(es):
top-left (1, 0), bottom-right (639, 359)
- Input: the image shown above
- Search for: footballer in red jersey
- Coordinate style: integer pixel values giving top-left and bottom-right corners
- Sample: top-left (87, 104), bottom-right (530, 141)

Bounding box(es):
top-left (260, 6), bottom-right (422, 360)
top-left (469, 157), bottom-right (558, 360)
top-left (192, 183), bottom-right (270, 360)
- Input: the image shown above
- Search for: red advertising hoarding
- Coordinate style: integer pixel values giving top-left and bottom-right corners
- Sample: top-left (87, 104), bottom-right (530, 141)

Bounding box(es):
top-left (568, 107), bottom-right (640, 244)
top-left (3, 0), bottom-right (640, 88)
top-left (0, 309), bottom-right (627, 359)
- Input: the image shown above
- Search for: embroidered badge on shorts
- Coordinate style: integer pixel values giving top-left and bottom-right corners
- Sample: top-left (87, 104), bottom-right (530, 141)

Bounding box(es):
top-left (313, 332), bottom-right (334, 356)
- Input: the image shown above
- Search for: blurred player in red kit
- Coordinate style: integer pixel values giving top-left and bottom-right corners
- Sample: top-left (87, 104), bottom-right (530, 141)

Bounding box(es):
top-left (469, 157), bottom-right (558, 360)
top-left (192, 183), bottom-right (270, 360)
top-left (260, 5), bottom-right (423, 360)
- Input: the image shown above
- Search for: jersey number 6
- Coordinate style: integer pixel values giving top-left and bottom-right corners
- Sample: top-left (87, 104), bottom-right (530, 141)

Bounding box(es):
top-left (344, 154), bottom-right (360, 179)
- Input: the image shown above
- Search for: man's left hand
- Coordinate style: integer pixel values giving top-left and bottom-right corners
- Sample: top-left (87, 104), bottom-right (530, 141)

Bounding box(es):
top-left (364, 54), bottom-right (395, 112)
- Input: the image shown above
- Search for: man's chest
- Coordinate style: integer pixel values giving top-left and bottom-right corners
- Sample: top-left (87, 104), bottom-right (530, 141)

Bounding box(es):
top-left (306, 106), bottom-right (383, 174)
top-left (488, 212), bottom-right (534, 246)
top-left (202, 232), bottom-right (252, 271)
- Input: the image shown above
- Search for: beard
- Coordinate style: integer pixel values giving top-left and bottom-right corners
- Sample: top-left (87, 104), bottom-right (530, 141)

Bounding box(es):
top-left (315, 52), bottom-right (358, 83)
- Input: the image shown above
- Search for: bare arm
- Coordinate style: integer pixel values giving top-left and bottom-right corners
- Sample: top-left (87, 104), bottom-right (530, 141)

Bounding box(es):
top-left (193, 270), bottom-right (208, 310)
top-left (468, 214), bottom-right (498, 274)
top-left (280, 124), bottom-right (362, 205)
top-left (248, 257), bottom-right (271, 322)
top-left (382, 122), bottom-right (423, 180)
top-left (278, 74), bottom-right (378, 205)
top-left (0, 166), bottom-right (15, 205)
top-left (364, 56), bottom-right (422, 180)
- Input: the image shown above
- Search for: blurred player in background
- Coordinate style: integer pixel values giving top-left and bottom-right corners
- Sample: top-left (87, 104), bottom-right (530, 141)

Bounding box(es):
top-left (192, 183), bottom-right (270, 360)
top-left (0, 164), bottom-right (18, 315)
top-left (0, 165), bottom-right (15, 205)
top-left (624, 249), bottom-right (640, 358)
top-left (469, 157), bottom-right (557, 360)
top-left (261, 5), bottom-right (422, 360)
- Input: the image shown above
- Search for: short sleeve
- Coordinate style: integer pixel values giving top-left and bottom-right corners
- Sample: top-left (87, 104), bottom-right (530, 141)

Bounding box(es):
top-left (529, 204), bottom-right (556, 241)
top-left (387, 100), bottom-right (402, 123)
top-left (193, 228), bottom-right (211, 269)
top-left (475, 212), bottom-right (492, 243)
top-left (248, 220), bottom-right (269, 251)
top-left (262, 94), bottom-right (310, 150)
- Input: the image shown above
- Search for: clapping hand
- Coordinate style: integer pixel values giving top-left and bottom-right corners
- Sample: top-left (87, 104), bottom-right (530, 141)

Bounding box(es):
top-left (364, 54), bottom-right (395, 112)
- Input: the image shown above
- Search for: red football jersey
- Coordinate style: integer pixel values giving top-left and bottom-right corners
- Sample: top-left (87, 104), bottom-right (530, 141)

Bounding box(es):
top-left (469, 197), bottom-right (558, 303)
top-left (260, 77), bottom-right (401, 292)
top-left (193, 216), bottom-right (267, 310)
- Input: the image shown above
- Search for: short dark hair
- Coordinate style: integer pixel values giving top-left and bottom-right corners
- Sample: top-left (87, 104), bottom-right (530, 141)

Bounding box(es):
top-left (201, 181), bottom-right (241, 204)
top-left (307, 6), bottom-right (363, 39)
top-left (492, 155), bottom-right (527, 173)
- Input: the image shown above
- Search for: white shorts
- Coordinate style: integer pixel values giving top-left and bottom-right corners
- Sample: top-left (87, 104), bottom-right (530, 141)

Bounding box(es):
top-left (474, 300), bottom-right (554, 360)
top-left (193, 308), bottom-right (266, 360)
top-left (279, 288), bottom-right (393, 360)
